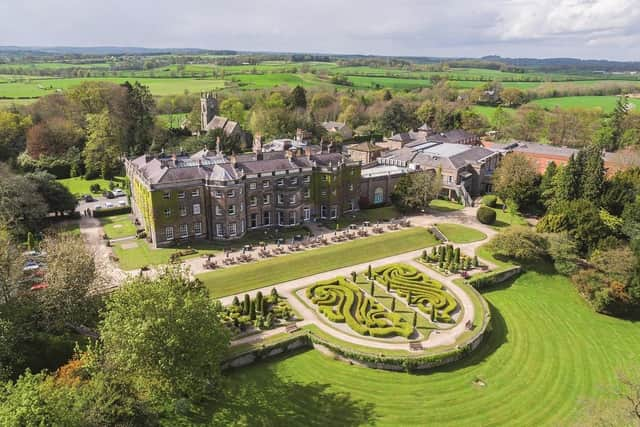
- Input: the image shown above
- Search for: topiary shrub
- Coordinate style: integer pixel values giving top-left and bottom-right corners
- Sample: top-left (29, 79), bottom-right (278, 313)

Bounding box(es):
top-left (482, 195), bottom-right (498, 208)
top-left (477, 206), bottom-right (496, 225)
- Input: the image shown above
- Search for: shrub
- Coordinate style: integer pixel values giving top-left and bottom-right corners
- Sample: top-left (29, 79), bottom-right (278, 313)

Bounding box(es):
top-left (89, 183), bottom-right (101, 193)
top-left (92, 206), bottom-right (131, 218)
top-left (482, 195), bottom-right (498, 208)
top-left (477, 206), bottom-right (496, 225)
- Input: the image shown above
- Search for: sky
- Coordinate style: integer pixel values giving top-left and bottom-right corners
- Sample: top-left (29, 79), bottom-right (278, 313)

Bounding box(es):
top-left (1, 0), bottom-right (639, 61)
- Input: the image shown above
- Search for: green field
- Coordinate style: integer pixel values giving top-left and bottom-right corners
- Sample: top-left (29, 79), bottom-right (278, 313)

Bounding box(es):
top-left (57, 176), bottom-right (126, 198)
top-left (100, 214), bottom-right (137, 239)
top-left (199, 227), bottom-right (438, 298)
top-left (220, 267), bottom-right (640, 426)
top-left (0, 77), bottom-right (226, 98)
top-left (436, 223), bottom-right (487, 243)
top-left (529, 95), bottom-right (640, 112)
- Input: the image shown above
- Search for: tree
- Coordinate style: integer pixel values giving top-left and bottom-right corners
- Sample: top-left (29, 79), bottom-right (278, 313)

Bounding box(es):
top-left (551, 154), bottom-right (582, 206)
top-left (0, 225), bottom-right (25, 305)
top-left (83, 111), bottom-right (122, 179)
top-left (287, 85), bottom-right (307, 110)
top-left (539, 161), bottom-right (557, 209)
top-left (581, 144), bottom-right (605, 204)
top-left (0, 111), bottom-right (31, 161)
top-left (611, 96), bottom-right (630, 150)
top-left (26, 117), bottom-right (83, 159)
top-left (219, 97), bottom-right (246, 125)
top-left (492, 153), bottom-right (538, 208)
top-left (100, 267), bottom-right (230, 414)
top-left (546, 232), bottom-right (580, 275)
top-left (500, 88), bottom-right (525, 107)
top-left (0, 165), bottom-right (48, 238)
top-left (488, 227), bottom-right (548, 262)
top-left (25, 171), bottom-right (76, 216)
top-left (120, 81), bottom-right (155, 155)
top-left (381, 101), bottom-right (416, 134)
top-left (391, 169), bottom-right (442, 212)
top-left (38, 233), bottom-right (101, 332)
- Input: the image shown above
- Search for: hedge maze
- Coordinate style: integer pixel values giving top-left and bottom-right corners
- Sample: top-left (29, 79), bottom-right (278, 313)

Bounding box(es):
top-left (306, 277), bottom-right (414, 338)
top-left (373, 264), bottom-right (458, 323)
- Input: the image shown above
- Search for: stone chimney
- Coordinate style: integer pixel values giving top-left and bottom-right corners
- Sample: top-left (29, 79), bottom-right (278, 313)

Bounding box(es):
top-left (285, 150), bottom-right (293, 161)
top-left (304, 146), bottom-right (313, 159)
top-left (229, 154), bottom-right (237, 168)
top-left (252, 134), bottom-right (263, 153)
top-left (216, 137), bottom-right (221, 156)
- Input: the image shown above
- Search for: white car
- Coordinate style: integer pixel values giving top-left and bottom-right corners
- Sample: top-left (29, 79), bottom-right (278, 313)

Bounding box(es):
top-left (112, 189), bottom-right (125, 197)
top-left (118, 200), bottom-right (127, 207)
top-left (105, 202), bottom-right (114, 208)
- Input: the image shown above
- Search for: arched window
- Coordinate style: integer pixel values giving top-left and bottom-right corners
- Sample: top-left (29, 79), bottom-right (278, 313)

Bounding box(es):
top-left (374, 187), bottom-right (384, 204)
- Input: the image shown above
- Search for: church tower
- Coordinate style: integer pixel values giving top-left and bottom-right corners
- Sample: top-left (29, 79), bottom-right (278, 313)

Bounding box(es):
top-left (200, 92), bottom-right (218, 131)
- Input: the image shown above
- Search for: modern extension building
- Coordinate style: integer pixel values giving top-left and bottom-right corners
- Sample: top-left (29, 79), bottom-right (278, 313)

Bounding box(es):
top-left (126, 147), bottom-right (361, 247)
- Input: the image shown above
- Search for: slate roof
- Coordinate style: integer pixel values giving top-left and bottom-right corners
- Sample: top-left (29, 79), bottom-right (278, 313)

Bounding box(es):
top-left (348, 141), bottom-right (385, 152)
top-left (381, 142), bottom-right (496, 171)
top-left (204, 115), bottom-right (240, 136)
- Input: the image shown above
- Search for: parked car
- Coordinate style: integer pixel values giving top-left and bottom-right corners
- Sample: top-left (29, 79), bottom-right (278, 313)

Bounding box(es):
top-left (105, 202), bottom-right (114, 208)
top-left (83, 194), bottom-right (96, 202)
top-left (112, 189), bottom-right (125, 197)
top-left (94, 205), bottom-right (103, 211)
top-left (118, 200), bottom-right (127, 207)
top-left (103, 191), bottom-right (115, 199)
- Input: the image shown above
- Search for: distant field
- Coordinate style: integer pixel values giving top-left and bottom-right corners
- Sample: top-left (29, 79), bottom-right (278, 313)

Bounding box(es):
top-left (347, 75), bottom-right (433, 90)
top-left (471, 105), bottom-right (516, 125)
top-left (0, 77), bottom-right (226, 98)
top-left (58, 176), bottom-right (126, 198)
top-left (529, 95), bottom-right (640, 112)
top-left (0, 98), bottom-right (36, 109)
top-left (229, 73), bottom-right (329, 89)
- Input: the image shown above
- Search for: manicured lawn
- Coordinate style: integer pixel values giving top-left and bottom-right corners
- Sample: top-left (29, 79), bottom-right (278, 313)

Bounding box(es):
top-left (220, 267), bottom-right (640, 426)
top-left (100, 214), bottom-right (137, 239)
top-left (436, 223), bottom-right (487, 243)
top-left (199, 228), bottom-right (438, 298)
top-left (57, 176), bottom-right (126, 198)
top-left (529, 95), bottom-right (640, 113)
top-left (112, 240), bottom-right (221, 271)
top-left (429, 199), bottom-right (464, 212)
top-left (490, 206), bottom-right (529, 229)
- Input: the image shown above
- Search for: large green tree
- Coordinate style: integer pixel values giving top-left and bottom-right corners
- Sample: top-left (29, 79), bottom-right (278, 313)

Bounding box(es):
top-left (492, 153), bottom-right (538, 209)
top-left (0, 111), bottom-right (31, 161)
top-left (391, 169), bottom-right (442, 212)
top-left (25, 171), bottom-right (77, 216)
top-left (83, 111), bottom-right (122, 179)
top-left (100, 267), bottom-right (230, 416)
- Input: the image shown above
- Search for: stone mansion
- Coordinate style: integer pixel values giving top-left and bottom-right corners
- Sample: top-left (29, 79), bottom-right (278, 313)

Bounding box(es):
top-left (126, 145), bottom-right (361, 247)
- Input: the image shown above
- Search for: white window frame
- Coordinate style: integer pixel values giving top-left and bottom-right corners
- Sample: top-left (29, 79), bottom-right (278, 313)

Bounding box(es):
top-left (289, 194), bottom-right (296, 204)
top-left (228, 205), bottom-right (236, 216)
top-left (227, 190), bottom-right (235, 198)
top-left (191, 189), bottom-right (200, 197)
top-left (321, 175), bottom-right (328, 182)
top-left (290, 177), bottom-right (298, 185)
top-left (304, 207), bottom-right (311, 221)
top-left (179, 223), bottom-right (188, 238)
top-left (263, 180), bottom-right (270, 188)
top-left (163, 191), bottom-right (171, 199)
top-left (249, 182), bottom-right (257, 190)
top-left (215, 206), bottom-right (223, 216)
top-left (263, 194), bottom-right (271, 205)
top-left (276, 178), bottom-right (285, 187)
top-left (215, 190), bottom-right (223, 198)
top-left (228, 223), bottom-right (237, 237)
top-left (194, 222), bottom-right (202, 235)
top-left (180, 207), bottom-right (187, 217)
top-left (330, 207), bottom-right (337, 219)
top-left (263, 211), bottom-right (271, 226)
top-left (277, 211), bottom-right (284, 226)
top-left (303, 175), bottom-right (311, 184)
top-left (289, 211), bottom-right (296, 225)
top-left (304, 189), bottom-right (311, 199)
top-left (250, 213), bottom-right (258, 228)
top-left (178, 191), bottom-right (185, 199)
top-left (250, 196), bottom-right (257, 207)
top-left (277, 193), bottom-right (284, 205)
top-left (164, 208), bottom-right (171, 217)
top-left (216, 223), bottom-right (224, 237)
top-left (348, 183), bottom-right (354, 191)
top-left (193, 203), bottom-right (201, 215)
top-left (321, 190), bottom-right (327, 197)
top-left (165, 226), bottom-right (174, 241)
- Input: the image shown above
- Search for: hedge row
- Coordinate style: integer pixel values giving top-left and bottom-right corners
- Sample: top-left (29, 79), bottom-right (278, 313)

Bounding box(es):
top-left (466, 266), bottom-right (522, 289)
top-left (307, 277), bottom-right (413, 338)
top-left (93, 206), bottom-right (131, 218)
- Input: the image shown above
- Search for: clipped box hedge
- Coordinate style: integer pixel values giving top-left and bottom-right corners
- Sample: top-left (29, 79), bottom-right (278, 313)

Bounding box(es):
top-left (92, 206), bottom-right (131, 218)
top-left (466, 266), bottom-right (522, 290)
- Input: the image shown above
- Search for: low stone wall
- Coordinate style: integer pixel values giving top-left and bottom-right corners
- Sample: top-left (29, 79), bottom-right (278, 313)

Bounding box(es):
top-left (222, 334), bottom-right (311, 370)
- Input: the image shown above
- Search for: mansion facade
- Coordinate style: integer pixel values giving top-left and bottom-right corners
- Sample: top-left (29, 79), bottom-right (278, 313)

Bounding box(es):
top-left (126, 147), bottom-right (361, 247)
